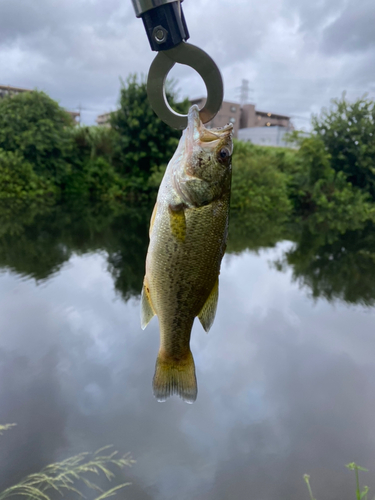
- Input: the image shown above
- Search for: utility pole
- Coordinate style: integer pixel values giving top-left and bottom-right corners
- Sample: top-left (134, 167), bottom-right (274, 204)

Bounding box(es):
top-left (77, 103), bottom-right (82, 125)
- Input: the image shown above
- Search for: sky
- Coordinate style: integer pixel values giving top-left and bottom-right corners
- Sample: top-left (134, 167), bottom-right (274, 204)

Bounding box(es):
top-left (1, 0), bottom-right (375, 129)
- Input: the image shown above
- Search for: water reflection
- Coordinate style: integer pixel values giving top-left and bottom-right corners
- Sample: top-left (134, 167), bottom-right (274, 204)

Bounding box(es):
top-left (281, 223), bottom-right (375, 305)
top-left (0, 200), bottom-right (149, 299)
top-left (2, 200), bottom-right (375, 307)
top-left (0, 202), bottom-right (375, 499)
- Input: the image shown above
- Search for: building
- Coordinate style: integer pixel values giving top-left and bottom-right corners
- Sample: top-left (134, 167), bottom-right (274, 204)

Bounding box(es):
top-left (240, 104), bottom-right (291, 129)
top-left (96, 112), bottom-right (112, 126)
top-left (190, 98), bottom-right (242, 136)
top-left (95, 98), bottom-right (293, 144)
top-left (0, 84), bottom-right (30, 99)
top-left (238, 126), bottom-right (292, 148)
top-left (0, 84), bottom-right (80, 123)
top-left (190, 98), bottom-right (292, 139)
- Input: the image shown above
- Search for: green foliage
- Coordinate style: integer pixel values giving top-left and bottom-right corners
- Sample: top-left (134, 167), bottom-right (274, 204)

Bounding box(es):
top-left (304, 463), bottom-right (370, 500)
top-left (147, 164), bottom-right (167, 191)
top-left (110, 75), bottom-right (189, 182)
top-left (72, 125), bottom-right (115, 162)
top-left (231, 140), bottom-right (292, 226)
top-left (307, 172), bottom-right (374, 233)
top-left (0, 91), bottom-right (74, 183)
top-left (0, 446), bottom-right (134, 500)
top-left (285, 134), bottom-right (375, 231)
top-left (313, 95), bottom-right (375, 198)
top-left (227, 211), bottom-right (288, 254)
top-left (62, 126), bottom-right (126, 202)
top-left (346, 463), bottom-right (369, 500)
top-left (0, 149), bottom-right (55, 199)
top-left (1, 84), bottom-right (375, 257)
top-left (63, 157), bottom-right (126, 202)
top-left (303, 475), bottom-right (316, 500)
top-left (0, 423), bottom-right (16, 435)
top-left (0, 201), bottom-right (150, 297)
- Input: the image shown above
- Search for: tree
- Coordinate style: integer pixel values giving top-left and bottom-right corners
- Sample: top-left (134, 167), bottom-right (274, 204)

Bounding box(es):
top-left (0, 90), bottom-right (75, 183)
top-left (312, 95), bottom-right (375, 198)
top-left (110, 75), bottom-right (189, 182)
top-left (0, 149), bottom-right (55, 200)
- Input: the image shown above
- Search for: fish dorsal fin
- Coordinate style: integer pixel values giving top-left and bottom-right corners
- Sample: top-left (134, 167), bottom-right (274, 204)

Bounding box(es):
top-left (168, 204), bottom-right (186, 243)
top-left (141, 280), bottom-right (156, 330)
top-left (198, 278), bottom-right (219, 333)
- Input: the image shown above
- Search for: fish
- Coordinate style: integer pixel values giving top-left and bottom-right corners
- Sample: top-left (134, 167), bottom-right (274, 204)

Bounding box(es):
top-left (141, 104), bottom-right (233, 403)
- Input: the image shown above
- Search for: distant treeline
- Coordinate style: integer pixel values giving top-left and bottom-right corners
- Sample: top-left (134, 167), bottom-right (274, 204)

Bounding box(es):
top-left (1, 74), bottom-right (375, 232)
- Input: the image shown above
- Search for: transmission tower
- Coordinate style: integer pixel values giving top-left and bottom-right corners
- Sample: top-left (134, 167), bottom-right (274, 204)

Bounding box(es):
top-left (237, 79), bottom-right (253, 107)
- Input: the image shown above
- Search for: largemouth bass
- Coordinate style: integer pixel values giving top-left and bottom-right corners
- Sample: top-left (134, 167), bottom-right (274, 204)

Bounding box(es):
top-left (141, 105), bottom-right (233, 403)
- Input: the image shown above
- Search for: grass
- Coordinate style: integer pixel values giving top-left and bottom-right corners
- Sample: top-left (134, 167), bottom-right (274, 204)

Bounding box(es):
top-left (304, 463), bottom-right (371, 500)
top-left (1, 422), bottom-right (372, 500)
top-left (0, 424), bottom-right (134, 500)
top-left (0, 424), bottom-right (16, 435)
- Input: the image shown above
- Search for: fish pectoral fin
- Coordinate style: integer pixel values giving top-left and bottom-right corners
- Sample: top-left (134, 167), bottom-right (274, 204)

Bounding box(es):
top-left (141, 280), bottom-right (156, 330)
top-left (168, 203), bottom-right (186, 243)
top-left (198, 278), bottom-right (219, 333)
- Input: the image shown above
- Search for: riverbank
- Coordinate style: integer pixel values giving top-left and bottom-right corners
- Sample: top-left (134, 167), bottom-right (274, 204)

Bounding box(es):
top-left (1, 81), bottom-right (375, 234)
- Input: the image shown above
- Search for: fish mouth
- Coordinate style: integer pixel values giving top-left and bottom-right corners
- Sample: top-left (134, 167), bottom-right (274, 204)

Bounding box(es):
top-left (186, 105), bottom-right (233, 148)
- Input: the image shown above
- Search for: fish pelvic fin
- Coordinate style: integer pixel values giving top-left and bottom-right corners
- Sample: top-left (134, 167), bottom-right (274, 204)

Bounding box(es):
top-left (141, 279), bottom-right (156, 330)
top-left (153, 350), bottom-right (197, 404)
top-left (198, 277), bottom-right (219, 333)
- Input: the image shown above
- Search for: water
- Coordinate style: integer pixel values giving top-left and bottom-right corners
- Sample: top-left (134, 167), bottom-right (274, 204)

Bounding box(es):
top-left (0, 201), bottom-right (375, 499)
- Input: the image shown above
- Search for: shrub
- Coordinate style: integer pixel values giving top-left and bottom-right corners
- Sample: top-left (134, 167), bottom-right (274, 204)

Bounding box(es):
top-left (110, 75), bottom-right (189, 181)
top-left (0, 91), bottom-right (75, 183)
top-left (231, 140), bottom-right (292, 225)
top-left (0, 149), bottom-right (55, 199)
top-left (313, 95), bottom-right (375, 198)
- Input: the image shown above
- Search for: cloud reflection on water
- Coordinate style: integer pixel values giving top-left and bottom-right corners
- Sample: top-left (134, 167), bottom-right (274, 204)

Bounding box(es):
top-left (0, 244), bottom-right (375, 499)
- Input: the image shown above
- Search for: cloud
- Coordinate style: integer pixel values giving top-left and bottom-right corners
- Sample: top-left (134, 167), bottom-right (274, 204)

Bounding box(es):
top-left (1, 0), bottom-right (374, 129)
top-left (321, 0), bottom-right (375, 55)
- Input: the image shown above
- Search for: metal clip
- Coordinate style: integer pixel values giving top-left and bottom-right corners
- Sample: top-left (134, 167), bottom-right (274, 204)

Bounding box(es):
top-left (147, 42), bottom-right (224, 129)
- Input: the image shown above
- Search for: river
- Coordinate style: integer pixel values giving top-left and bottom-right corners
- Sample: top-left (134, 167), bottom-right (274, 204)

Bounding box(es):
top-left (0, 201), bottom-right (374, 499)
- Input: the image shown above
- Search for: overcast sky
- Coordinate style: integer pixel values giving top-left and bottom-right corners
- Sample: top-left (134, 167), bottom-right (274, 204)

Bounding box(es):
top-left (2, 0), bottom-right (375, 129)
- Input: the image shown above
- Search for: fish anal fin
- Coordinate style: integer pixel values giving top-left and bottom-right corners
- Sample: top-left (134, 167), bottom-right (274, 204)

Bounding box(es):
top-left (168, 203), bottom-right (186, 243)
top-left (153, 350), bottom-right (197, 403)
top-left (149, 202), bottom-right (158, 237)
top-left (141, 279), bottom-right (156, 330)
top-left (198, 278), bottom-right (219, 333)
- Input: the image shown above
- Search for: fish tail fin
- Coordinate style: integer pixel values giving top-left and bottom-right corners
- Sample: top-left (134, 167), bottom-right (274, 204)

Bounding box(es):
top-left (153, 350), bottom-right (197, 404)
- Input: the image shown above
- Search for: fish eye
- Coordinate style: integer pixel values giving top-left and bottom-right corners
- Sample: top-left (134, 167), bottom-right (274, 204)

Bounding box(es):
top-left (219, 148), bottom-right (230, 160)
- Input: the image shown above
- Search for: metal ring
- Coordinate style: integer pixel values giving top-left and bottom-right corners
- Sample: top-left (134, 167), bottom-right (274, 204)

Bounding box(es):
top-left (147, 42), bottom-right (224, 129)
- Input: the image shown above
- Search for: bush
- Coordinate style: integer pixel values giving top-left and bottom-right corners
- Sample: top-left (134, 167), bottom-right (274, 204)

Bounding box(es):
top-left (63, 157), bottom-right (126, 202)
top-left (110, 75), bottom-right (189, 181)
top-left (71, 125), bottom-right (115, 163)
top-left (0, 91), bottom-right (75, 183)
top-left (0, 149), bottom-right (55, 199)
top-left (231, 140), bottom-right (292, 225)
top-left (291, 135), bottom-right (374, 231)
top-left (312, 95), bottom-right (375, 198)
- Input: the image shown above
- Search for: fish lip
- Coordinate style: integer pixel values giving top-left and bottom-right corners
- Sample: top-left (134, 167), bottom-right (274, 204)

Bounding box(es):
top-left (186, 105), bottom-right (201, 147)
top-left (186, 105), bottom-right (233, 147)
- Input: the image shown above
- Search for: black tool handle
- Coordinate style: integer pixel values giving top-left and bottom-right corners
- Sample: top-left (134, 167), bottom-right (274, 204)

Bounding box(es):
top-left (132, 0), bottom-right (189, 51)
